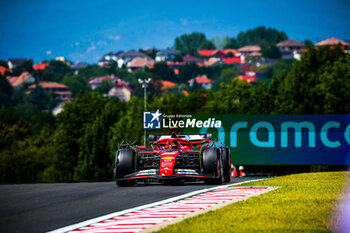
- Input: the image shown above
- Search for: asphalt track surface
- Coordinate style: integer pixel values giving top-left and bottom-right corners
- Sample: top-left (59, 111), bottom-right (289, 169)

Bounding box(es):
top-left (0, 177), bottom-right (259, 233)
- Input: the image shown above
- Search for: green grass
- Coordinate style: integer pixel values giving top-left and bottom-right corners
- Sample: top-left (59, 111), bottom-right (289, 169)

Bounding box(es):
top-left (157, 172), bottom-right (347, 233)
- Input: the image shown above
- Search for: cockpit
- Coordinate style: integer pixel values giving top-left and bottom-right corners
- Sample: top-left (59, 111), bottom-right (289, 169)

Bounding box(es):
top-left (156, 140), bottom-right (191, 150)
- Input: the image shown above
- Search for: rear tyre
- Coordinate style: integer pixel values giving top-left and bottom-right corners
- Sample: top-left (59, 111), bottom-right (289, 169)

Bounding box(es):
top-left (202, 147), bottom-right (223, 185)
top-left (115, 149), bottom-right (136, 187)
top-left (221, 147), bottom-right (231, 182)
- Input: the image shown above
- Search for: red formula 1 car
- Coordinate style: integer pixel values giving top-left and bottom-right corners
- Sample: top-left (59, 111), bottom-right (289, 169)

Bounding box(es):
top-left (114, 132), bottom-right (231, 186)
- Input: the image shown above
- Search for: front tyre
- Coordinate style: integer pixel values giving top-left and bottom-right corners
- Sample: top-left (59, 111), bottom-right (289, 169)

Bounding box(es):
top-left (202, 147), bottom-right (223, 185)
top-left (115, 149), bottom-right (136, 187)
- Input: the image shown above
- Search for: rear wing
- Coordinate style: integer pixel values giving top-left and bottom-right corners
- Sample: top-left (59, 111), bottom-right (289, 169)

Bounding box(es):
top-left (149, 134), bottom-right (212, 144)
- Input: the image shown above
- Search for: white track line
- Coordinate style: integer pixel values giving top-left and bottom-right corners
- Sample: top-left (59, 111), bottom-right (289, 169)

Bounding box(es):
top-left (48, 178), bottom-right (266, 233)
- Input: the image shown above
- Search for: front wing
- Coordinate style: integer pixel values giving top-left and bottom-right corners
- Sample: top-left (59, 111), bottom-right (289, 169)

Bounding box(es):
top-left (117, 169), bottom-right (211, 182)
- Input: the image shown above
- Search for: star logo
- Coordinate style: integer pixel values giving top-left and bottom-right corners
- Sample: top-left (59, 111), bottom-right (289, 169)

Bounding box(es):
top-left (151, 110), bottom-right (161, 122)
top-left (143, 110), bottom-right (161, 129)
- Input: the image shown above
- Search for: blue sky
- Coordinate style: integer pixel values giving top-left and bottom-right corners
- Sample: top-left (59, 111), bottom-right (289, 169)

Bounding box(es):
top-left (0, 0), bottom-right (349, 64)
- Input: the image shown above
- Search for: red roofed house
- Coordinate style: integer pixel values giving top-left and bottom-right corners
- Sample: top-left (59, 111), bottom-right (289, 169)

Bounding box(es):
top-left (223, 57), bottom-right (241, 64)
top-left (277, 39), bottom-right (306, 60)
top-left (152, 80), bottom-right (176, 93)
top-left (188, 75), bottom-right (212, 90)
top-left (198, 49), bottom-right (238, 58)
top-left (88, 75), bottom-right (121, 90)
top-left (7, 72), bottom-right (35, 89)
top-left (198, 50), bottom-right (225, 59)
top-left (28, 82), bottom-right (72, 101)
top-left (182, 90), bottom-right (189, 96)
top-left (33, 62), bottom-right (49, 71)
top-left (108, 80), bottom-right (134, 102)
top-left (0, 66), bottom-right (12, 76)
top-left (237, 45), bottom-right (262, 61)
top-left (198, 50), bottom-right (218, 57)
top-left (238, 71), bottom-right (258, 83)
top-left (159, 80), bottom-right (176, 91)
top-left (221, 49), bottom-right (238, 57)
top-left (315, 37), bottom-right (350, 51)
top-left (126, 57), bottom-right (154, 72)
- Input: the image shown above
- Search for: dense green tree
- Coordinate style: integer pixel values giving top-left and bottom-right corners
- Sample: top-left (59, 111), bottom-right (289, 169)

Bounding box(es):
top-left (179, 89), bottom-right (213, 113)
top-left (36, 60), bottom-right (73, 83)
top-left (0, 59), bottom-right (8, 68)
top-left (242, 82), bottom-right (274, 114)
top-left (304, 39), bottom-right (313, 47)
top-left (260, 59), bottom-right (295, 79)
top-left (75, 101), bottom-right (126, 180)
top-left (174, 32), bottom-right (215, 56)
top-left (110, 97), bottom-right (144, 148)
top-left (223, 37), bottom-right (239, 49)
top-left (97, 80), bottom-right (115, 95)
top-left (78, 65), bottom-right (109, 79)
top-left (173, 54), bottom-right (183, 62)
top-left (205, 78), bottom-right (251, 113)
top-left (0, 108), bottom-right (31, 151)
top-left (61, 75), bottom-right (90, 97)
top-left (212, 67), bottom-right (238, 91)
top-left (273, 46), bottom-right (350, 114)
top-left (0, 108), bottom-right (55, 183)
top-left (28, 85), bottom-right (51, 110)
top-left (225, 26), bottom-right (287, 58)
top-left (151, 61), bottom-right (176, 82)
top-left (14, 102), bottom-right (40, 118)
top-left (48, 92), bottom-right (109, 181)
top-left (235, 26), bottom-right (287, 47)
top-left (178, 63), bottom-right (201, 83)
top-left (12, 60), bottom-right (34, 76)
top-left (262, 44), bottom-right (281, 59)
top-left (0, 75), bottom-right (13, 108)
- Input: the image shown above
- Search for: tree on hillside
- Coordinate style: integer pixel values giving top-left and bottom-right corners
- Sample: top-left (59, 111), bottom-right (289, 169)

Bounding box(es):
top-left (48, 92), bottom-right (109, 181)
top-left (0, 75), bottom-right (13, 108)
top-left (97, 80), bottom-right (114, 95)
top-left (75, 101), bottom-right (126, 181)
top-left (178, 63), bottom-right (201, 83)
top-left (260, 59), bottom-right (295, 79)
top-left (235, 26), bottom-right (287, 47)
top-left (225, 26), bottom-right (288, 58)
top-left (205, 78), bottom-right (251, 113)
top-left (272, 46), bottom-right (350, 114)
top-left (174, 32), bottom-right (216, 56)
top-left (151, 61), bottom-right (176, 82)
top-left (0, 60), bottom-right (8, 68)
top-left (223, 37), bottom-right (239, 49)
top-left (212, 67), bottom-right (238, 91)
top-left (109, 97), bottom-right (144, 148)
top-left (12, 60), bottom-right (34, 76)
top-left (61, 75), bottom-right (90, 97)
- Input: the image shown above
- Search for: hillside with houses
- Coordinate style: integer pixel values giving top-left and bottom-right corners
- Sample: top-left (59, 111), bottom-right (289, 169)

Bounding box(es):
top-left (1, 26), bottom-right (349, 117)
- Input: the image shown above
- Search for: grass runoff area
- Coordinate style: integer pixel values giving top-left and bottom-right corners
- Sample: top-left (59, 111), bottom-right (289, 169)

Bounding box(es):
top-left (157, 172), bottom-right (348, 233)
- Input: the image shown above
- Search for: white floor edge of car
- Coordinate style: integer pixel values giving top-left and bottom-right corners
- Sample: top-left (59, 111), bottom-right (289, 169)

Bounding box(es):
top-left (47, 178), bottom-right (267, 233)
